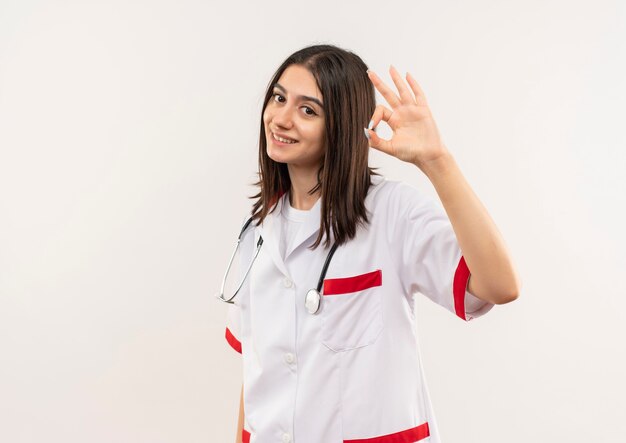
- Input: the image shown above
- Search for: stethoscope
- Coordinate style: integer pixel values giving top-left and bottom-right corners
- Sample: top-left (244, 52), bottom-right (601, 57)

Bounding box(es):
top-left (216, 216), bottom-right (339, 315)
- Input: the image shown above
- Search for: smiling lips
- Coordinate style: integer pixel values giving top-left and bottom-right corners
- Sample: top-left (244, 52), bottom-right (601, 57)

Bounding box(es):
top-left (271, 131), bottom-right (298, 144)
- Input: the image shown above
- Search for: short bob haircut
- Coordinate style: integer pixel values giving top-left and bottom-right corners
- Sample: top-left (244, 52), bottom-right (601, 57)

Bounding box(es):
top-left (249, 44), bottom-right (381, 250)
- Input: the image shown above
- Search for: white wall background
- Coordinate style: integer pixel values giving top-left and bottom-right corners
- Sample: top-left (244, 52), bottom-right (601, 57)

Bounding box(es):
top-left (1, 0), bottom-right (624, 442)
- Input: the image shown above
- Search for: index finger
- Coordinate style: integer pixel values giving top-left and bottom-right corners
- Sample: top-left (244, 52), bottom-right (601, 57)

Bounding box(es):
top-left (367, 69), bottom-right (401, 109)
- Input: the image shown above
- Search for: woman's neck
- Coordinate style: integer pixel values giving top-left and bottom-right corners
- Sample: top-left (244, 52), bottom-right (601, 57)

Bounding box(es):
top-left (287, 164), bottom-right (321, 210)
top-left (289, 190), bottom-right (320, 210)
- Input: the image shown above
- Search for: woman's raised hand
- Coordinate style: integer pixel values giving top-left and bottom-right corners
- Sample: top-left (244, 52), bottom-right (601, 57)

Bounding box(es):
top-left (365, 65), bottom-right (450, 169)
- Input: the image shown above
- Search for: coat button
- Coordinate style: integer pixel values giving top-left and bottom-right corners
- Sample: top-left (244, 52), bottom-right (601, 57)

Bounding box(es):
top-left (283, 278), bottom-right (293, 288)
top-left (282, 433), bottom-right (291, 443)
top-left (284, 352), bottom-right (295, 364)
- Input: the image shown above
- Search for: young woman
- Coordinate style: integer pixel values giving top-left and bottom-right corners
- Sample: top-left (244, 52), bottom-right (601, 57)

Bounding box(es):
top-left (220, 44), bottom-right (521, 443)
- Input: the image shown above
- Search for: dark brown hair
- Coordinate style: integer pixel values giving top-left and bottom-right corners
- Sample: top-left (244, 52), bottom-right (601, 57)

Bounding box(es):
top-left (249, 44), bottom-right (381, 250)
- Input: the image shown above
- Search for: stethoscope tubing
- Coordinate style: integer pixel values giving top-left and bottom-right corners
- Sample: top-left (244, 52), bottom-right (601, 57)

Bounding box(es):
top-left (217, 217), bottom-right (263, 304)
top-left (217, 215), bottom-right (338, 314)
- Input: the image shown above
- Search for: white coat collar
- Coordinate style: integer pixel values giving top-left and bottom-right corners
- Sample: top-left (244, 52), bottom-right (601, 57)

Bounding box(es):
top-left (254, 174), bottom-right (386, 277)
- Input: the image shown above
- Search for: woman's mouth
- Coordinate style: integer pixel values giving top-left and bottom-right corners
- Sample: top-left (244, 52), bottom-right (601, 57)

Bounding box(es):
top-left (271, 132), bottom-right (299, 145)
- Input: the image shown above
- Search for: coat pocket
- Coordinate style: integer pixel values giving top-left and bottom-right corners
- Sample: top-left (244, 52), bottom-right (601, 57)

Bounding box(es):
top-left (242, 428), bottom-right (251, 443)
top-left (320, 269), bottom-right (383, 352)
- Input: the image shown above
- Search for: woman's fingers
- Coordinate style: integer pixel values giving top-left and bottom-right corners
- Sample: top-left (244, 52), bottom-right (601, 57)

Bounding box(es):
top-left (389, 65), bottom-right (416, 105)
top-left (368, 104), bottom-right (393, 130)
top-left (365, 104), bottom-right (394, 155)
top-left (367, 69), bottom-right (401, 109)
top-left (366, 126), bottom-right (393, 156)
top-left (405, 71), bottom-right (428, 106)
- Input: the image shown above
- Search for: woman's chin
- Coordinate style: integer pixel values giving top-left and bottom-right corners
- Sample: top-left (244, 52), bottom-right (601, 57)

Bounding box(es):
top-left (267, 148), bottom-right (290, 164)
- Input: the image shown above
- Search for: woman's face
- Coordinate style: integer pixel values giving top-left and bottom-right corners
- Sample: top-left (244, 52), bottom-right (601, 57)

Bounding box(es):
top-left (263, 65), bottom-right (326, 169)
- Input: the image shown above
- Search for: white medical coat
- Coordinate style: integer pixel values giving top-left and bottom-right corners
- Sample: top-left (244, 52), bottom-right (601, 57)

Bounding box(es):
top-left (224, 174), bottom-right (494, 443)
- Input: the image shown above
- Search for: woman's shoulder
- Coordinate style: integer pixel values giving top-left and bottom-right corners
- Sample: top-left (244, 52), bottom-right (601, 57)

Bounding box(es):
top-left (368, 175), bottom-right (431, 210)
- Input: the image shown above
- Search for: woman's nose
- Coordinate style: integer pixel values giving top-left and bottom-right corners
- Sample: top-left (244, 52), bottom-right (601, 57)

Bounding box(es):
top-left (272, 104), bottom-right (295, 128)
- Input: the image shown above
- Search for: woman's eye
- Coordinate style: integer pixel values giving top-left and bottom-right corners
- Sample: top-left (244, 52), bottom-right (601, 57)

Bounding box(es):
top-left (272, 93), bottom-right (317, 116)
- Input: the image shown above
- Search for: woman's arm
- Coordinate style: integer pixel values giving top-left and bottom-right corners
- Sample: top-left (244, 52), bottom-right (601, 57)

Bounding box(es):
top-left (235, 384), bottom-right (244, 443)
top-left (419, 152), bottom-right (521, 304)
top-left (364, 66), bottom-right (521, 304)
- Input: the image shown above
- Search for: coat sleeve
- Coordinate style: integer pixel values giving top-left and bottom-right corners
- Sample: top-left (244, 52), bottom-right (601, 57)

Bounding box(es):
top-left (386, 181), bottom-right (494, 321)
top-left (223, 216), bottom-right (249, 355)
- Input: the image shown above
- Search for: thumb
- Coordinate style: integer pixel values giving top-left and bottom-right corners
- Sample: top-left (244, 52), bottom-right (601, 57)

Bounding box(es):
top-left (364, 127), bottom-right (393, 155)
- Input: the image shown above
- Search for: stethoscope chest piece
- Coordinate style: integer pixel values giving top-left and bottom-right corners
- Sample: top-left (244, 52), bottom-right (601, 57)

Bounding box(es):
top-left (305, 289), bottom-right (322, 315)
top-left (304, 240), bottom-right (339, 315)
top-left (218, 215), bottom-right (340, 316)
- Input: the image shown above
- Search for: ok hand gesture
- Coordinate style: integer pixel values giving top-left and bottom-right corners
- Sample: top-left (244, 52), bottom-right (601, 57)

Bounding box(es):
top-left (365, 66), bottom-right (450, 170)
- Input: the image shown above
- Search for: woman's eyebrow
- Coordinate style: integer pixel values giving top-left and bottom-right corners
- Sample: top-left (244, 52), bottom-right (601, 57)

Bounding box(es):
top-left (274, 83), bottom-right (324, 110)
